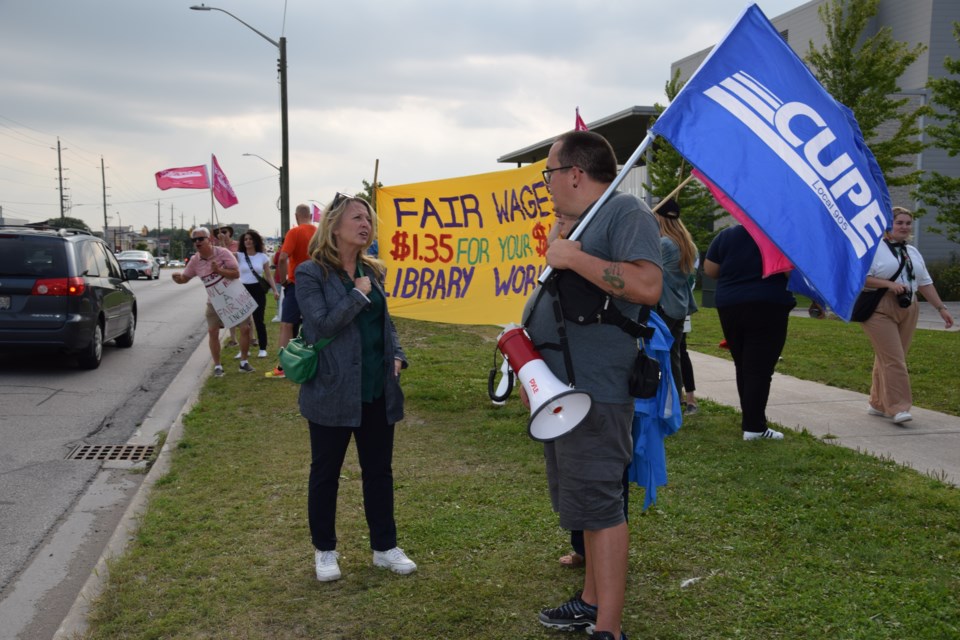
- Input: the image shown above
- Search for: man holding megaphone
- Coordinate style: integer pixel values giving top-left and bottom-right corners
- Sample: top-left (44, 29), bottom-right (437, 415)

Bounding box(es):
top-left (523, 131), bottom-right (662, 640)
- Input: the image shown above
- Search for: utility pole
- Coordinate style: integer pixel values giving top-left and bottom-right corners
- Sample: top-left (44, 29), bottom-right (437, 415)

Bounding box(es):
top-left (101, 157), bottom-right (109, 241)
top-left (57, 138), bottom-right (66, 219)
top-left (157, 201), bottom-right (161, 256)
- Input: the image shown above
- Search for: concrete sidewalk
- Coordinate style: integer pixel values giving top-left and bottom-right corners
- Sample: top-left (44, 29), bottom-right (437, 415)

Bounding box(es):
top-left (689, 326), bottom-right (960, 487)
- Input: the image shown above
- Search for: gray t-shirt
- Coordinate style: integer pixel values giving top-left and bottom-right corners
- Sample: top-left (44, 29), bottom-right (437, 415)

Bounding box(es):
top-left (524, 191), bottom-right (662, 404)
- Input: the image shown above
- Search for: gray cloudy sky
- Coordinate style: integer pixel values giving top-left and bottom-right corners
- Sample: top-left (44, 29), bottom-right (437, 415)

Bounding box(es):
top-left (0, 0), bottom-right (805, 238)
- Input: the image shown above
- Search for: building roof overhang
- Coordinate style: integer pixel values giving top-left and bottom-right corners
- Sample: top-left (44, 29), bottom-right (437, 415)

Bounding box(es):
top-left (497, 105), bottom-right (658, 167)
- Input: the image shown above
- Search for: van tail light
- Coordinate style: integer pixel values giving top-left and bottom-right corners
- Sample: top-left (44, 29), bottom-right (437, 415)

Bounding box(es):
top-left (32, 277), bottom-right (86, 296)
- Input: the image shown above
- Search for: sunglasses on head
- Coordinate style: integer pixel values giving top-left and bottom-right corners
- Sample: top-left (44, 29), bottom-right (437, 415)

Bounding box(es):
top-left (331, 192), bottom-right (355, 209)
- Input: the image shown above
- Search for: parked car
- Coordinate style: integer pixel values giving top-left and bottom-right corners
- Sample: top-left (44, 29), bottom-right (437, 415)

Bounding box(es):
top-left (0, 225), bottom-right (137, 369)
top-left (117, 250), bottom-right (161, 280)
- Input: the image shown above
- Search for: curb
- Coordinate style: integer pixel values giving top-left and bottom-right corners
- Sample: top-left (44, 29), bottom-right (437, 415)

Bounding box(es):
top-left (53, 339), bottom-right (212, 639)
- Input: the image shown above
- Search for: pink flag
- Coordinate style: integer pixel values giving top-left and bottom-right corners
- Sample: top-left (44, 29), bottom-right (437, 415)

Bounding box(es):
top-left (311, 202), bottom-right (323, 223)
top-left (692, 169), bottom-right (793, 277)
top-left (155, 165), bottom-right (209, 190)
top-left (211, 154), bottom-right (239, 208)
top-left (575, 107), bottom-right (589, 131)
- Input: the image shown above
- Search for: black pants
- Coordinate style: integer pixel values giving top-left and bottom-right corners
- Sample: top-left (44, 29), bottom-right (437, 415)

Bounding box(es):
top-left (661, 313), bottom-right (686, 402)
top-left (679, 332), bottom-right (695, 393)
top-left (307, 396), bottom-right (397, 552)
top-left (243, 283), bottom-right (268, 349)
top-left (717, 302), bottom-right (791, 433)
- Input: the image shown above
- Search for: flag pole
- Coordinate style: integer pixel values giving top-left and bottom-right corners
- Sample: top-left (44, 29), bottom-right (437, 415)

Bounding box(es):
top-left (539, 130), bottom-right (657, 284)
top-left (651, 174), bottom-right (695, 212)
top-left (209, 156), bottom-right (216, 229)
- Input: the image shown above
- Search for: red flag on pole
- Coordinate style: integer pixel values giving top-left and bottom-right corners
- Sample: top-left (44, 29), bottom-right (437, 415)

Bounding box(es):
top-left (575, 107), bottom-right (589, 131)
top-left (155, 165), bottom-right (209, 190)
top-left (692, 169), bottom-right (792, 277)
top-left (211, 154), bottom-right (239, 208)
top-left (311, 202), bottom-right (323, 223)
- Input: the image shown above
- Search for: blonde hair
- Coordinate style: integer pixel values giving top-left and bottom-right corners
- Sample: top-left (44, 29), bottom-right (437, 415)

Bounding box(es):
top-left (307, 196), bottom-right (385, 279)
top-left (884, 206), bottom-right (914, 242)
top-left (657, 215), bottom-right (698, 274)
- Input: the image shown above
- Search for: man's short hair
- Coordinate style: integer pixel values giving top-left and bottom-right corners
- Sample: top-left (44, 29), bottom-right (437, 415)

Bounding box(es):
top-left (295, 204), bottom-right (311, 220)
top-left (555, 131), bottom-right (618, 184)
top-left (192, 226), bottom-right (211, 238)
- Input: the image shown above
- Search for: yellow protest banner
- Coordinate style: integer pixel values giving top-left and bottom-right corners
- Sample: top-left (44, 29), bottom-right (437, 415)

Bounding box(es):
top-left (376, 161), bottom-right (554, 325)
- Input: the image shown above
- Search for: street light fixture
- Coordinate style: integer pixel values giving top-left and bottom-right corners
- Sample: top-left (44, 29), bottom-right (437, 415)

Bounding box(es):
top-left (242, 152), bottom-right (280, 172)
top-left (243, 153), bottom-right (282, 213)
top-left (190, 4), bottom-right (290, 236)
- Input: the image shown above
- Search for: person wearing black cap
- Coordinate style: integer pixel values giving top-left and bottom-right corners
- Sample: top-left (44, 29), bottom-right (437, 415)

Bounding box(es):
top-left (653, 199), bottom-right (699, 410)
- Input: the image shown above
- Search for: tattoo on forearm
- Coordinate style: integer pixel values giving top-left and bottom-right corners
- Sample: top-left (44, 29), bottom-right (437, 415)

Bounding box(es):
top-left (602, 263), bottom-right (626, 293)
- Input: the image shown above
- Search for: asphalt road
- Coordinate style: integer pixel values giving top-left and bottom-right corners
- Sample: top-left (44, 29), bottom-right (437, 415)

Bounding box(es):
top-left (0, 273), bottom-right (208, 640)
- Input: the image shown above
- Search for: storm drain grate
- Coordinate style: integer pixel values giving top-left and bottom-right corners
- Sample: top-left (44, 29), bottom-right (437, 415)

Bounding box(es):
top-left (67, 444), bottom-right (155, 462)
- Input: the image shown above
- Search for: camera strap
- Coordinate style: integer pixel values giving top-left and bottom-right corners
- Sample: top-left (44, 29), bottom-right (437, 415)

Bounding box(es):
top-left (883, 240), bottom-right (910, 284)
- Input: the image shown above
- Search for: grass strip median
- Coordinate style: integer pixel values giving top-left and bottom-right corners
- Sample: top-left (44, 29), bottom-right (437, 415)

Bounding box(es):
top-left (83, 306), bottom-right (960, 639)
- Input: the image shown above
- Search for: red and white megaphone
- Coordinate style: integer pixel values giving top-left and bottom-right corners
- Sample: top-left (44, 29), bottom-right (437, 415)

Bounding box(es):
top-left (495, 325), bottom-right (592, 442)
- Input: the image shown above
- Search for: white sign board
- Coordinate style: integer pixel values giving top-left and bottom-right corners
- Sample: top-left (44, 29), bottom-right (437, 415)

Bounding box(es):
top-left (206, 277), bottom-right (257, 328)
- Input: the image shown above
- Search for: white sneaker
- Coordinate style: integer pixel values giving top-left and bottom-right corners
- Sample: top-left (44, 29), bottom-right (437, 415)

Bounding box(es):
top-left (373, 547), bottom-right (417, 575)
top-left (867, 406), bottom-right (888, 417)
top-left (257, 349), bottom-right (268, 358)
top-left (893, 411), bottom-right (913, 425)
top-left (315, 550), bottom-right (341, 582)
top-left (743, 428), bottom-right (784, 441)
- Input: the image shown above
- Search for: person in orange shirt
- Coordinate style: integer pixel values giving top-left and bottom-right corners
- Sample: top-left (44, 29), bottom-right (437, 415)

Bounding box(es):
top-left (267, 204), bottom-right (318, 378)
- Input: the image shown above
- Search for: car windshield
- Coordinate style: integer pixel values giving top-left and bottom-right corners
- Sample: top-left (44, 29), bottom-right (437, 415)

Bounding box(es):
top-left (118, 252), bottom-right (149, 260)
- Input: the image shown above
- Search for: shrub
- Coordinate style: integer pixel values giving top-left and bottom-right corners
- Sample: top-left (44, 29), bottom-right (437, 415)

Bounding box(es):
top-left (926, 253), bottom-right (960, 301)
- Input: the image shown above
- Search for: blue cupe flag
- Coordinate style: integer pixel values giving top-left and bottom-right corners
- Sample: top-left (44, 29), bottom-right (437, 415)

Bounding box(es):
top-left (650, 4), bottom-right (892, 320)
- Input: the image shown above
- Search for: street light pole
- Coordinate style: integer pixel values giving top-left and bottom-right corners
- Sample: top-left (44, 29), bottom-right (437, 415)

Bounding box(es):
top-left (190, 4), bottom-right (290, 237)
top-left (243, 153), bottom-right (282, 213)
top-left (278, 36), bottom-right (289, 237)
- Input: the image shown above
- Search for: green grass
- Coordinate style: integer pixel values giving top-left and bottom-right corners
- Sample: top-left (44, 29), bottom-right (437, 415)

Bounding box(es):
top-left (81, 300), bottom-right (960, 639)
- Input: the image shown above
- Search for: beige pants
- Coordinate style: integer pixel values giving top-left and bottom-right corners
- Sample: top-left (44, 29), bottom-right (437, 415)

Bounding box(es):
top-left (861, 292), bottom-right (920, 415)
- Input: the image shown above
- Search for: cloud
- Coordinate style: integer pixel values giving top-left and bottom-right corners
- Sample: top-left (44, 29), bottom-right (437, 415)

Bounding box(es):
top-left (0, 0), bottom-right (807, 234)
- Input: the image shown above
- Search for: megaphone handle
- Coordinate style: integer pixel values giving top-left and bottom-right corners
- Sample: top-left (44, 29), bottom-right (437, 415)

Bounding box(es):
top-left (488, 364), bottom-right (514, 402)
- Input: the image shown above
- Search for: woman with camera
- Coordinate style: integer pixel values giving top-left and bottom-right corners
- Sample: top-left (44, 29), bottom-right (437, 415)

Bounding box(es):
top-left (862, 207), bottom-right (954, 425)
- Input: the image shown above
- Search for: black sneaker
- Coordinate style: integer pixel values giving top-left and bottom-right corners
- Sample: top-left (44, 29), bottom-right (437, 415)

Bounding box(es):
top-left (538, 591), bottom-right (597, 631)
top-left (589, 632), bottom-right (627, 640)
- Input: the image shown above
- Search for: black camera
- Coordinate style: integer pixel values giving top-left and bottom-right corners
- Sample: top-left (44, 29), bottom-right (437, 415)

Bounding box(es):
top-left (897, 291), bottom-right (913, 308)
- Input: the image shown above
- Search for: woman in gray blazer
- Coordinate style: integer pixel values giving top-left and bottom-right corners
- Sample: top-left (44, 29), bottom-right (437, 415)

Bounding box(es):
top-left (295, 193), bottom-right (414, 582)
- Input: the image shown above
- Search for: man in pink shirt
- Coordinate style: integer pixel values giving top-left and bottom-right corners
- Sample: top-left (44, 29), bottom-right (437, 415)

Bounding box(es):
top-left (172, 227), bottom-right (253, 377)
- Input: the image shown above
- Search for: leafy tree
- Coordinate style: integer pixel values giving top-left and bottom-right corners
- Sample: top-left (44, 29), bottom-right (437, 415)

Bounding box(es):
top-left (915, 22), bottom-right (960, 244)
top-left (804, 0), bottom-right (929, 188)
top-left (44, 216), bottom-right (90, 232)
top-left (648, 70), bottom-right (724, 253)
top-left (356, 179), bottom-right (384, 209)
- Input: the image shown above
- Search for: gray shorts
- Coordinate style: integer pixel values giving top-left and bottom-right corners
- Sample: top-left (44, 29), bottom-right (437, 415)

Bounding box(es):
top-left (544, 401), bottom-right (633, 531)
